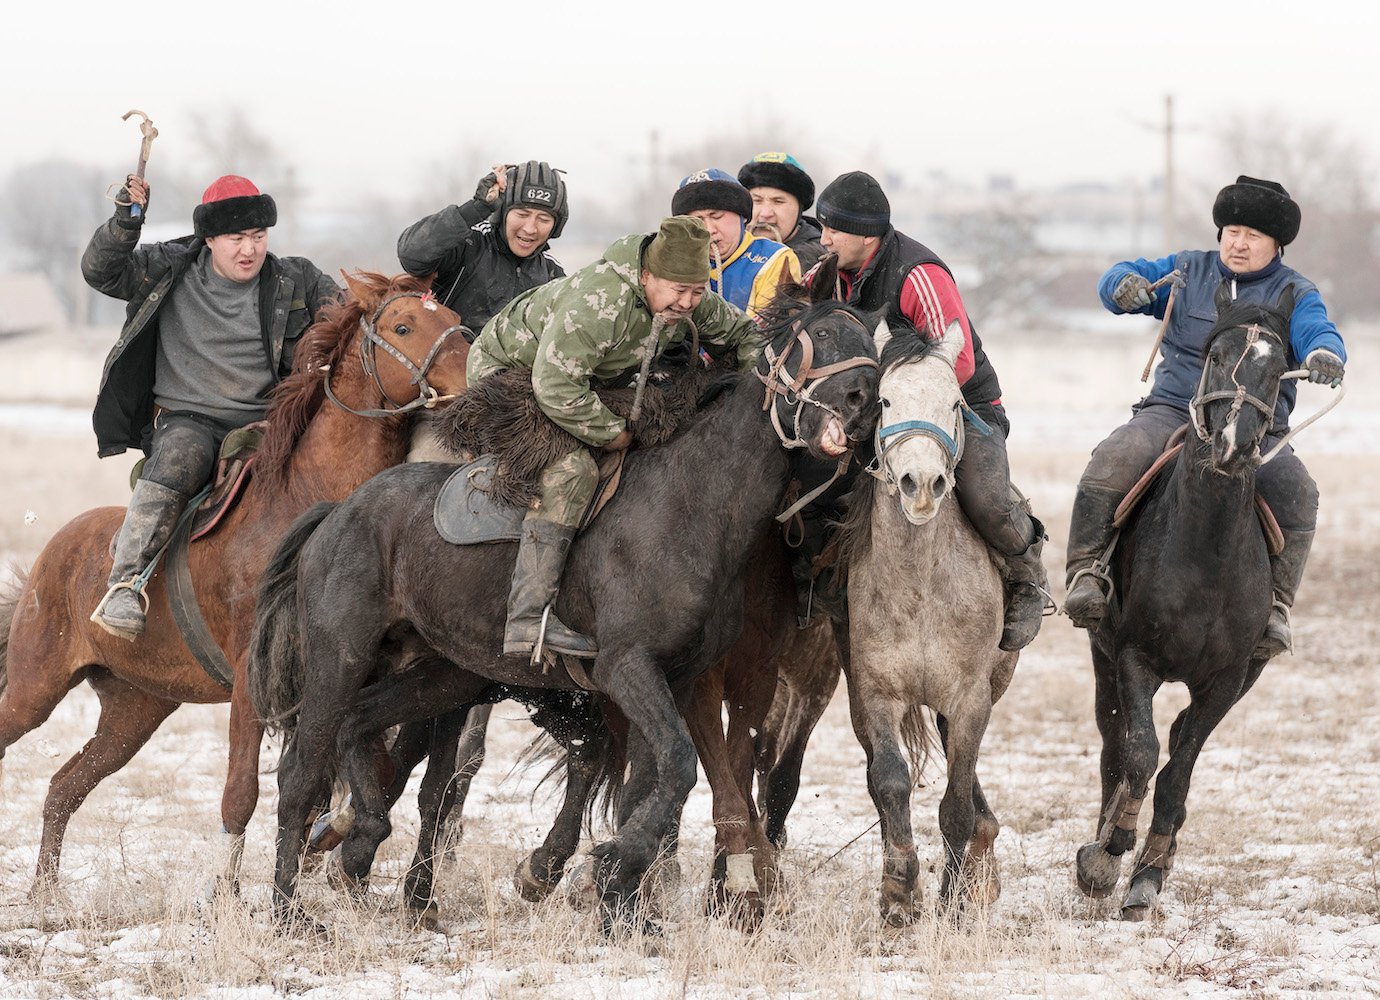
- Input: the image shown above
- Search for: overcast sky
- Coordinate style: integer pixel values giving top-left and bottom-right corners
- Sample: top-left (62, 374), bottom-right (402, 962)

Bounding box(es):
top-left (4, 0), bottom-right (1377, 211)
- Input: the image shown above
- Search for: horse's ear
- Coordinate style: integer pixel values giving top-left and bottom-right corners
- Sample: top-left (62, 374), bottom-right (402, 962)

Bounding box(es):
top-left (341, 270), bottom-right (375, 308)
top-left (873, 317), bottom-right (893, 356)
top-left (809, 252), bottom-right (841, 304)
top-left (1214, 278), bottom-right (1234, 315)
top-left (935, 319), bottom-right (965, 370)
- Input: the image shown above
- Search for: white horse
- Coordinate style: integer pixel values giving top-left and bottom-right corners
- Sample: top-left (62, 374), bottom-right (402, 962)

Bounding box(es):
top-left (840, 319), bottom-right (1019, 924)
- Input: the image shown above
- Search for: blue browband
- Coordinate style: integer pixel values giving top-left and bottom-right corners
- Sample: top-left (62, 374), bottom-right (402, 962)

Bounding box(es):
top-left (876, 405), bottom-right (992, 458)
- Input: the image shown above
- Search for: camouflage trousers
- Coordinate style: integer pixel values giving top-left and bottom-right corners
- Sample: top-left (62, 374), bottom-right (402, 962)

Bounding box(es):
top-left (466, 345), bottom-right (598, 529)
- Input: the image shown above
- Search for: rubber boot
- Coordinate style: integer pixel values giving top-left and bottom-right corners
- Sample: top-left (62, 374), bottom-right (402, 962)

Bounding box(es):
top-left (1063, 486), bottom-right (1123, 629)
top-left (93, 479), bottom-right (189, 640)
top-left (1253, 528), bottom-right (1313, 661)
top-left (503, 519), bottom-right (598, 659)
top-left (999, 517), bottom-right (1053, 651)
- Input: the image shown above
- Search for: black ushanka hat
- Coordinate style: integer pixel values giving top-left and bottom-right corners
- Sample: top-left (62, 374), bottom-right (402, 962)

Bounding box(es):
top-left (193, 175), bottom-right (278, 239)
top-left (1212, 175), bottom-right (1301, 246)
top-left (737, 152), bottom-right (815, 212)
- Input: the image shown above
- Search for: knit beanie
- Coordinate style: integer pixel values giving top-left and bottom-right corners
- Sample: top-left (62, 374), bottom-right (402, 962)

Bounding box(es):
top-left (737, 152), bottom-right (815, 212)
top-left (1212, 175), bottom-right (1301, 246)
top-left (193, 175), bottom-right (277, 239)
top-left (644, 216), bottom-right (711, 283)
top-left (816, 171), bottom-right (891, 237)
top-left (670, 168), bottom-right (753, 220)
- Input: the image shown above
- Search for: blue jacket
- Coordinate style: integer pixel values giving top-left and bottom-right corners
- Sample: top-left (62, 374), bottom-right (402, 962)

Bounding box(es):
top-left (1099, 250), bottom-right (1346, 432)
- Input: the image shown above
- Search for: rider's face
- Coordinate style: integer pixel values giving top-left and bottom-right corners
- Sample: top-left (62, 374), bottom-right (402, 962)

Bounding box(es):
top-left (687, 209), bottom-right (744, 261)
top-left (819, 227), bottom-right (878, 271)
top-left (205, 229), bottom-right (269, 282)
top-left (1219, 225), bottom-right (1280, 274)
top-left (504, 207), bottom-right (556, 258)
top-left (748, 186), bottom-right (801, 243)
top-left (641, 270), bottom-right (707, 316)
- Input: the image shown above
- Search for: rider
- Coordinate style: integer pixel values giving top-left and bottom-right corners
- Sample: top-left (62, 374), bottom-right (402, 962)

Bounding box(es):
top-left (467, 216), bottom-right (767, 659)
top-left (81, 174), bottom-right (340, 639)
top-left (812, 170), bottom-right (1051, 651)
top-left (398, 160), bottom-right (567, 336)
top-left (1064, 175), bottom-right (1346, 659)
top-left (737, 152), bottom-right (826, 273)
top-left (671, 168), bottom-right (800, 321)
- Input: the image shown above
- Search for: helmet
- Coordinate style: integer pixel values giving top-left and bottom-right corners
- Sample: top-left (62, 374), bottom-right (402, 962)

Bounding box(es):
top-left (500, 160), bottom-right (569, 239)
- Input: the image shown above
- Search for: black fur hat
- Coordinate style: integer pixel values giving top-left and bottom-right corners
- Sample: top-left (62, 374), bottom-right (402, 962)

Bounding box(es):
top-left (671, 168), bottom-right (753, 220)
top-left (192, 175), bottom-right (277, 239)
top-left (737, 152), bottom-right (815, 212)
top-left (1212, 175), bottom-right (1301, 246)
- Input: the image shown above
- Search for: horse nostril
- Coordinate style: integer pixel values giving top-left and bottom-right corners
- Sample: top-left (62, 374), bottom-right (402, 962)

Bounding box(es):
top-left (846, 389), bottom-right (866, 410)
top-left (899, 474), bottom-right (918, 499)
top-left (932, 476), bottom-right (948, 500)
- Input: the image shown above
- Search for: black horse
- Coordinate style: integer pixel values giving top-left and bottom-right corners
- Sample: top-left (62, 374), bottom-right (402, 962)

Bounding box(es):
top-left (248, 301), bottom-right (881, 932)
top-left (1075, 283), bottom-right (1300, 919)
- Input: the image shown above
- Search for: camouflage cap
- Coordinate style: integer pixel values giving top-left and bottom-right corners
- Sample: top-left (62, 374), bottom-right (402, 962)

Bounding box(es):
top-left (644, 216), bottom-right (711, 283)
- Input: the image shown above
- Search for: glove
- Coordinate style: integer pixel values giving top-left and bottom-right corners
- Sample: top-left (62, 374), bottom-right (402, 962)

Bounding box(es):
top-left (473, 171), bottom-right (500, 204)
top-left (1304, 349), bottom-right (1345, 388)
top-left (114, 175), bottom-right (150, 230)
top-left (1112, 273), bottom-right (1154, 312)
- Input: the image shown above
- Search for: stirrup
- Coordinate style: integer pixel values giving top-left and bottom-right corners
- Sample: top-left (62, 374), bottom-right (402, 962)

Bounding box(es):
top-left (530, 605), bottom-right (552, 668)
top-left (1063, 561), bottom-right (1113, 610)
top-left (89, 579), bottom-right (151, 624)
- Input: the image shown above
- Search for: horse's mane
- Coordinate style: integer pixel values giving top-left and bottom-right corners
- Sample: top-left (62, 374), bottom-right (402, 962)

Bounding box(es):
top-left (254, 271), bottom-right (433, 485)
top-left (877, 319), bottom-right (934, 374)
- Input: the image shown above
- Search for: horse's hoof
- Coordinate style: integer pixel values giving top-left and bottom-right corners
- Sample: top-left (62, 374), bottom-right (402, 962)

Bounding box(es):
top-left (513, 855), bottom-right (562, 903)
top-left (1075, 842), bottom-right (1122, 899)
top-left (964, 857), bottom-right (1001, 906)
top-left (880, 895), bottom-right (920, 928)
top-left (407, 901), bottom-right (446, 934)
top-left (565, 859), bottom-right (598, 912)
top-left (274, 903), bottom-right (327, 937)
top-left (1120, 879), bottom-right (1159, 921)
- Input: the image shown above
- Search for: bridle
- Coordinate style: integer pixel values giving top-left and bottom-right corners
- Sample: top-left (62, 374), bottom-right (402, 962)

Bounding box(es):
top-left (867, 366), bottom-right (992, 496)
top-left (323, 291), bottom-right (469, 418)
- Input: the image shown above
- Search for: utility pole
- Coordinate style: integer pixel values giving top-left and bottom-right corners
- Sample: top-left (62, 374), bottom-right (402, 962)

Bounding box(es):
top-left (1163, 94), bottom-right (1176, 250)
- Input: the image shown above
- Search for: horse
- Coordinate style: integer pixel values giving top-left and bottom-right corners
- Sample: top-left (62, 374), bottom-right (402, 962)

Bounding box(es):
top-left (0, 272), bottom-right (469, 897)
top-left (1074, 284), bottom-right (1300, 920)
top-left (836, 318), bottom-right (1017, 924)
top-left (247, 300), bottom-right (882, 934)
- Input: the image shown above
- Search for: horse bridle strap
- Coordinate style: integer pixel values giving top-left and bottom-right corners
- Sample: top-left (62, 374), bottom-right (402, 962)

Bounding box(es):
top-left (1189, 322), bottom-right (1284, 449)
top-left (869, 396), bottom-right (991, 494)
top-left (325, 291), bottom-right (468, 419)
top-left (756, 319), bottom-right (879, 450)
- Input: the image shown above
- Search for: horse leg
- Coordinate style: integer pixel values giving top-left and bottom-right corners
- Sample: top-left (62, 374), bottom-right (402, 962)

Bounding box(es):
top-left (27, 670), bottom-right (178, 895)
top-left (211, 683), bottom-right (264, 899)
top-left (1121, 672), bottom-right (1245, 921)
top-left (934, 699), bottom-right (991, 916)
top-left (446, 703), bottom-right (494, 849)
top-left (846, 681), bottom-right (919, 927)
top-left (760, 636), bottom-right (841, 849)
top-left (590, 649), bottom-right (699, 937)
top-left (725, 661), bottom-right (780, 905)
top-left (515, 712), bottom-right (603, 904)
top-left (937, 714), bottom-right (1002, 906)
top-left (1076, 642), bottom-right (1134, 898)
top-left (400, 704), bottom-right (470, 926)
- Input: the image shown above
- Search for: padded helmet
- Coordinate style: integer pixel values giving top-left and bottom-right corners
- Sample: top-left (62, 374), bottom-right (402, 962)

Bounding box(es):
top-left (500, 160), bottom-right (568, 239)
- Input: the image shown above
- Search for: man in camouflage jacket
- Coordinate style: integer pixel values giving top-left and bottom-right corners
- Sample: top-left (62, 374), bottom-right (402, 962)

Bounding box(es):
top-left (467, 216), bottom-right (766, 660)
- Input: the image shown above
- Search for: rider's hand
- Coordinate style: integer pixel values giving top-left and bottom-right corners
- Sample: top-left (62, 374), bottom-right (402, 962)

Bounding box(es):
top-left (474, 164), bottom-right (511, 205)
top-left (1304, 349), bottom-right (1345, 388)
top-left (604, 429), bottom-right (634, 452)
top-left (1112, 273), bottom-right (1154, 312)
top-left (116, 175), bottom-right (149, 227)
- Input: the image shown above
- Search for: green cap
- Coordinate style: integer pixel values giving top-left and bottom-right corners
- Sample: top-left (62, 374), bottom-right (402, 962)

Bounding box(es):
top-left (644, 216), bottom-right (711, 284)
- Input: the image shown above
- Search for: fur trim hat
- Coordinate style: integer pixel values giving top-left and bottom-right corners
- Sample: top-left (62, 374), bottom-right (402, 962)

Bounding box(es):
top-left (644, 216), bottom-right (711, 284)
top-left (816, 171), bottom-right (891, 237)
top-left (193, 175), bottom-right (277, 239)
top-left (671, 168), bottom-right (753, 220)
top-left (1212, 175), bottom-right (1300, 246)
top-left (737, 152), bottom-right (815, 212)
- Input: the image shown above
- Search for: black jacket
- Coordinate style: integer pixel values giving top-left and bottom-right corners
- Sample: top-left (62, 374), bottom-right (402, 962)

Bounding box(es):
top-left (397, 198), bottom-right (565, 337)
top-left (788, 215), bottom-right (826, 274)
top-left (81, 214), bottom-right (340, 457)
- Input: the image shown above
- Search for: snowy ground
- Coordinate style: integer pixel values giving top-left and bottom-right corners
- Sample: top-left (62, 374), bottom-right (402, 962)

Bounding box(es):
top-left (0, 322), bottom-right (1376, 999)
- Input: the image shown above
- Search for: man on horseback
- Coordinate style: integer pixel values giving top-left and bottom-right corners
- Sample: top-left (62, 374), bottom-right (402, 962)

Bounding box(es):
top-left (809, 170), bottom-right (1051, 651)
top-left (398, 160), bottom-right (567, 336)
top-left (467, 216), bottom-right (766, 659)
top-left (737, 152), bottom-right (826, 273)
top-left (671, 169), bottom-right (800, 321)
top-left (1064, 176), bottom-right (1346, 659)
top-left (81, 174), bottom-right (340, 639)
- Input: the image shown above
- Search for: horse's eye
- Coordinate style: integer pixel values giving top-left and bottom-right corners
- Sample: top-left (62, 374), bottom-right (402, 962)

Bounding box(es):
top-left (817, 331), bottom-right (830, 340)
top-left (394, 324), bottom-right (410, 336)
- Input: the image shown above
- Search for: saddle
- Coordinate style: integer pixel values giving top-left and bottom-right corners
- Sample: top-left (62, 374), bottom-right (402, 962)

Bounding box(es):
top-left (1112, 424), bottom-right (1284, 556)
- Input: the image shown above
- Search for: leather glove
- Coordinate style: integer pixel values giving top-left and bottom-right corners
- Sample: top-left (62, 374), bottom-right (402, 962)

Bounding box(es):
top-left (1304, 349), bottom-right (1345, 388)
top-left (473, 171), bottom-right (500, 204)
top-left (1112, 273), bottom-right (1155, 312)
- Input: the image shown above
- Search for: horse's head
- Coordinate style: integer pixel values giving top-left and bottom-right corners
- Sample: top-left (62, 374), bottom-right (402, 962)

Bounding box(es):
top-left (1191, 282), bottom-right (1295, 474)
top-left (754, 296), bottom-right (881, 461)
top-left (337, 271), bottom-right (471, 415)
top-left (869, 319), bottom-right (968, 525)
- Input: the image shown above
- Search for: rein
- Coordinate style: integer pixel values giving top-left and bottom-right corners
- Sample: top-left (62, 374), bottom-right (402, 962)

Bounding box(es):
top-left (323, 291), bottom-right (468, 419)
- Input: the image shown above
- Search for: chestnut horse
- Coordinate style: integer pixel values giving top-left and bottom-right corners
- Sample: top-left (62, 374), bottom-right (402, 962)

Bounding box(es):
top-left (0, 272), bottom-right (469, 896)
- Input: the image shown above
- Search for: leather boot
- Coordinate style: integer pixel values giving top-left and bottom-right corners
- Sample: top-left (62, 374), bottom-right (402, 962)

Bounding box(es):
top-left (1253, 528), bottom-right (1314, 661)
top-left (999, 517), bottom-right (1053, 651)
top-left (1063, 486), bottom-right (1123, 629)
top-left (93, 479), bottom-right (189, 640)
top-left (503, 519), bottom-right (598, 660)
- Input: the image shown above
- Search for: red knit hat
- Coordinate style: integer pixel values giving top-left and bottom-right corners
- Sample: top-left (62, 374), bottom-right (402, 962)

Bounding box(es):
top-left (193, 175), bottom-right (278, 238)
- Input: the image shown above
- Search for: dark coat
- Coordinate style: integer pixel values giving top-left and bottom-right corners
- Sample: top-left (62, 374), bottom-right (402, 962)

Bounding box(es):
top-left (80, 215), bottom-right (340, 458)
top-left (788, 215), bottom-right (826, 274)
top-left (396, 198), bottom-right (565, 337)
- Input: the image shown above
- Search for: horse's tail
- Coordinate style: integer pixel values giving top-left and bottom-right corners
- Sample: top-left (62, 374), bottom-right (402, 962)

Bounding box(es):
top-left (899, 705), bottom-right (940, 789)
top-left (0, 566), bottom-right (27, 699)
top-left (248, 502), bottom-right (338, 736)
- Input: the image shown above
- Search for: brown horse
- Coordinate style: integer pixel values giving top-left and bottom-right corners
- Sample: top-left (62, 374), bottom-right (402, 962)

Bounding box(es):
top-left (0, 272), bottom-right (469, 897)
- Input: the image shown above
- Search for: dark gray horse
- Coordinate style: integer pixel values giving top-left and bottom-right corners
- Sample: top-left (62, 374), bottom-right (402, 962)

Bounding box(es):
top-left (1075, 283), bottom-right (1301, 919)
top-left (248, 302), bottom-right (880, 933)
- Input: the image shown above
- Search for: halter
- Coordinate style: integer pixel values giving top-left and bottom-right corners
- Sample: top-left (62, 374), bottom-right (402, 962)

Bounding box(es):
top-left (868, 393), bottom-right (992, 496)
top-left (1189, 321), bottom-right (1295, 455)
top-left (323, 291), bottom-right (469, 418)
